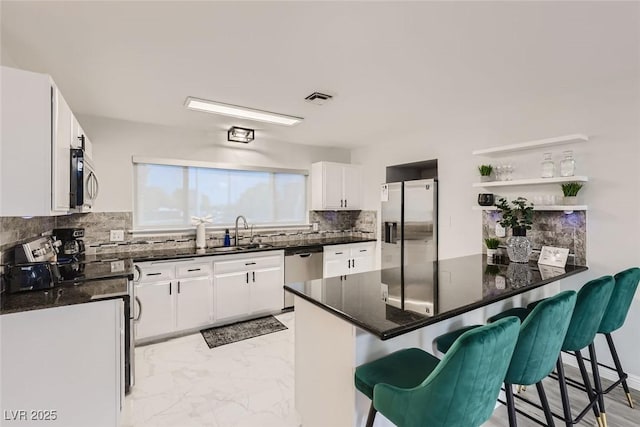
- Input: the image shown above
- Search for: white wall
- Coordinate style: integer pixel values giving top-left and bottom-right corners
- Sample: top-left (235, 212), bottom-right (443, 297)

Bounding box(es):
top-left (77, 115), bottom-right (350, 213)
top-left (351, 77), bottom-right (640, 382)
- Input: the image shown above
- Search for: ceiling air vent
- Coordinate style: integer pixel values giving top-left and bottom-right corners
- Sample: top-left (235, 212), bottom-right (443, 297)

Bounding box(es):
top-left (304, 92), bottom-right (333, 105)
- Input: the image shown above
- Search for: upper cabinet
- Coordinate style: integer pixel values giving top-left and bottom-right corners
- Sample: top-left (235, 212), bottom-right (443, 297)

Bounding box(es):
top-left (311, 161), bottom-right (362, 210)
top-left (1, 66), bottom-right (96, 216)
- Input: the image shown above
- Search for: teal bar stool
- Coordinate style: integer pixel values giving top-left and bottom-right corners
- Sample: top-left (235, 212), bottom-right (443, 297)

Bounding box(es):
top-left (595, 267), bottom-right (640, 409)
top-left (354, 317), bottom-right (520, 427)
top-left (540, 276), bottom-right (615, 427)
top-left (436, 290), bottom-right (578, 427)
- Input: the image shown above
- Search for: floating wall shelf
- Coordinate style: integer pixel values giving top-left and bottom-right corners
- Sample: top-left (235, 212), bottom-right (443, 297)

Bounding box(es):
top-left (473, 205), bottom-right (588, 212)
top-left (472, 176), bottom-right (589, 188)
top-left (472, 134), bottom-right (588, 156)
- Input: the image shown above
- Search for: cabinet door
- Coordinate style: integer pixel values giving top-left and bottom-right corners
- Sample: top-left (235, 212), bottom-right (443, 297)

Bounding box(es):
top-left (324, 257), bottom-right (348, 278)
top-left (51, 87), bottom-right (72, 213)
top-left (250, 266), bottom-right (284, 313)
top-left (342, 164), bottom-right (361, 210)
top-left (134, 281), bottom-right (174, 340)
top-left (350, 243), bottom-right (376, 275)
top-left (323, 162), bottom-right (344, 209)
top-left (175, 276), bottom-right (213, 331)
top-left (214, 271), bottom-right (251, 320)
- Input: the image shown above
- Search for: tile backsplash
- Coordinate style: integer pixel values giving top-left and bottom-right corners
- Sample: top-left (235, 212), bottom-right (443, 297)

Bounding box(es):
top-left (482, 210), bottom-right (587, 265)
top-left (1, 210), bottom-right (377, 263)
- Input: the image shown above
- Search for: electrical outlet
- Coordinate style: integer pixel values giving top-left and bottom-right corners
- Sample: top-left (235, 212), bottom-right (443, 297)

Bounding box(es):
top-left (495, 223), bottom-right (506, 238)
top-left (110, 260), bottom-right (125, 273)
top-left (110, 230), bottom-right (125, 242)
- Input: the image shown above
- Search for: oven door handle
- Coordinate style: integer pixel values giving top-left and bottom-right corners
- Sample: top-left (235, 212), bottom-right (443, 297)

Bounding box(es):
top-left (134, 296), bottom-right (142, 322)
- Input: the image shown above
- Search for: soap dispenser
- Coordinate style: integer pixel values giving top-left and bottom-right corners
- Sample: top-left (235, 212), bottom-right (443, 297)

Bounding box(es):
top-left (223, 229), bottom-right (231, 247)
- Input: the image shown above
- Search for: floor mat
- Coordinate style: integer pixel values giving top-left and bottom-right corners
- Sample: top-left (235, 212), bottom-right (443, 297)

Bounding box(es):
top-left (200, 315), bottom-right (288, 348)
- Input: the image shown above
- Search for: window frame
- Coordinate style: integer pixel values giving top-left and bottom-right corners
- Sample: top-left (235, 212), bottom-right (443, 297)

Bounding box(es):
top-left (132, 156), bottom-right (309, 231)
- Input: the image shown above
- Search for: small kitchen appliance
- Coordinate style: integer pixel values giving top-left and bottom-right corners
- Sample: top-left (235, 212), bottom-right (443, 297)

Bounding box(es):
top-left (53, 228), bottom-right (86, 257)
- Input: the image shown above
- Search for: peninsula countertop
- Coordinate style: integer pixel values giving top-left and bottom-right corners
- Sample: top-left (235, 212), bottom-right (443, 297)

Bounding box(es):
top-left (284, 255), bottom-right (588, 340)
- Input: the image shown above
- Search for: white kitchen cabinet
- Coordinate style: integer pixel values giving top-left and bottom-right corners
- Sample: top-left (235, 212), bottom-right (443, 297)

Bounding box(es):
top-left (0, 66), bottom-right (76, 216)
top-left (134, 259), bottom-right (213, 342)
top-left (214, 271), bottom-right (251, 320)
top-left (311, 161), bottom-right (362, 210)
top-left (323, 242), bottom-right (376, 278)
top-left (134, 280), bottom-right (174, 340)
top-left (213, 251), bottom-right (285, 321)
top-left (1, 300), bottom-right (124, 427)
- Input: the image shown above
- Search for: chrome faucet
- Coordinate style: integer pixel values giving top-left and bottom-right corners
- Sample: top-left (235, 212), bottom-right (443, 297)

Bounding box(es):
top-left (234, 215), bottom-right (249, 246)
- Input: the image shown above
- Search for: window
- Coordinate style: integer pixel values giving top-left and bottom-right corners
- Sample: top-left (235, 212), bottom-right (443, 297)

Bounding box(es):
top-left (134, 160), bottom-right (307, 229)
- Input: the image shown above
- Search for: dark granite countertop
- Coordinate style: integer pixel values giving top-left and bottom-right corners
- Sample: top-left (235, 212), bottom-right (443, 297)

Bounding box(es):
top-left (84, 236), bottom-right (376, 263)
top-left (1, 258), bottom-right (134, 315)
top-left (284, 255), bottom-right (588, 340)
top-left (1, 277), bottom-right (130, 315)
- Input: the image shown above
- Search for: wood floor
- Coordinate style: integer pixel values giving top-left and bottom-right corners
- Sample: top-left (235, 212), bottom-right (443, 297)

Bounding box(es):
top-left (485, 364), bottom-right (639, 427)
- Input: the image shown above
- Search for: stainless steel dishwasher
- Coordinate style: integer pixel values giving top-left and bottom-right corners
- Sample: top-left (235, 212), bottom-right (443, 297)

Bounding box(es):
top-left (284, 245), bottom-right (324, 308)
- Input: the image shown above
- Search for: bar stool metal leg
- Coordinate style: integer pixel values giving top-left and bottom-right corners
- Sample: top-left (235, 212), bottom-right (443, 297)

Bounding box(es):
top-left (574, 350), bottom-right (602, 427)
top-left (505, 383), bottom-right (518, 427)
top-left (535, 382), bottom-right (555, 427)
top-left (589, 344), bottom-right (607, 427)
top-left (605, 333), bottom-right (634, 408)
top-left (556, 358), bottom-right (575, 427)
top-left (365, 403), bottom-right (377, 427)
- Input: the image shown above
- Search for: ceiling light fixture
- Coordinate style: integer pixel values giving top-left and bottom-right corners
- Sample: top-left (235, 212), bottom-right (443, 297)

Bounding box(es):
top-left (185, 97), bottom-right (303, 126)
top-left (228, 126), bottom-right (255, 143)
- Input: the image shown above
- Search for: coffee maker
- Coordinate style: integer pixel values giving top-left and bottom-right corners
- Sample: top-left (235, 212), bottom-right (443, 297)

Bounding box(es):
top-left (52, 228), bottom-right (85, 258)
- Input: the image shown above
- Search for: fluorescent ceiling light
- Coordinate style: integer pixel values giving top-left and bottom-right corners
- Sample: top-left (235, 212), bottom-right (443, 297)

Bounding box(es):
top-left (185, 97), bottom-right (303, 126)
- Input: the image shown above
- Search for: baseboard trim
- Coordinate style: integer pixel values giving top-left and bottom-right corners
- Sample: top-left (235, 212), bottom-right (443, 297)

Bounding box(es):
top-left (563, 355), bottom-right (640, 392)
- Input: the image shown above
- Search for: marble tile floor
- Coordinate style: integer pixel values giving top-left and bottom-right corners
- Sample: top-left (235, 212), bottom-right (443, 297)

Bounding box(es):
top-left (123, 312), bottom-right (638, 427)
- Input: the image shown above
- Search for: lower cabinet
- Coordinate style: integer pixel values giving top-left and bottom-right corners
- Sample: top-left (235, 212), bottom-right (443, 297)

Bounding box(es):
top-left (135, 259), bottom-right (213, 342)
top-left (1, 300), bottom-right (124, 427)
top-left (323, 242), bottom-right (376, 278)
top-left (213, 251), bottom-right (284, 321)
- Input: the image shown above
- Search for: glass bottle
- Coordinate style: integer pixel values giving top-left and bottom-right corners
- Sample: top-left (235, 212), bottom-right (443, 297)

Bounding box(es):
top-left (541, 153), bottom-right (555, 178)
top-left (560, 150), bottom-right (575, 177)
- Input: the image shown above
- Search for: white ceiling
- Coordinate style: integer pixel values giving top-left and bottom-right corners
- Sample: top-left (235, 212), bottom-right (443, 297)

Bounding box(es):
top-left (2, 1), bottom-right (638, 148)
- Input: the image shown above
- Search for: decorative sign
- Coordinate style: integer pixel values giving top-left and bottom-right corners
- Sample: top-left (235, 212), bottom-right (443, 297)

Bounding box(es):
top-left (381, 184), bottom-right (389, 202)
top-left (538, 245), bottom-right (570, 268)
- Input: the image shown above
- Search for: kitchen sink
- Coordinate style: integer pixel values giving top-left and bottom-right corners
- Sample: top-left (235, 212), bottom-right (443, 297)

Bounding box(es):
top-left (242, 243), bottom-right (274, 249)
top-left (211, 246), bottom-right (244, 252)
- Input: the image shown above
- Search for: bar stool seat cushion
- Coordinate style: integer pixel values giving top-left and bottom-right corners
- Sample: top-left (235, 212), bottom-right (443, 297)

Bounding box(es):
top-left (355, 348), bottom-right (440, 400)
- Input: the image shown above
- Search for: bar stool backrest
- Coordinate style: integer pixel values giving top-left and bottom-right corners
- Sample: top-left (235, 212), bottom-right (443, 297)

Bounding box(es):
top-left (563, 276), bottom-right (615, 352)
top-left (599, 267), bottom-right (640, 334)
top-left (506, 290), bottom-right (577, 386)
top-left (373, 317), bottom-right (520, 427)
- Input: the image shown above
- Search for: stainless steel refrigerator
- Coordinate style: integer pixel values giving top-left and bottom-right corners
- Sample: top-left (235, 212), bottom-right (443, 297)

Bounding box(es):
top-left (381, 179), bottom-right (437, 315)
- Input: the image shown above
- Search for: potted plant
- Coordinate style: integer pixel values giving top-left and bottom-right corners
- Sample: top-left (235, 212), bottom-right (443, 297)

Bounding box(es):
top-left (561, 182), bottom-right (583, 205)
top-left (484, 238), bottom-right (501, 263)
top-left (478, 164), bottom-right (493, 182)
top-left (495, 197), bottom-right (534, 263)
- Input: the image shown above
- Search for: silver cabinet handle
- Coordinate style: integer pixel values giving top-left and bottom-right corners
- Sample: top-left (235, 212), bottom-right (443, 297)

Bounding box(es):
top-left (345, 199), bottom-right (348, 207)
top-left (252, 271), bottom-right (255, 282)
top-left (187, 268), bottom-right (201, 272)
top-left (348, 259), bottom-right (351, 268)
top-left (134, 296), bottom-right (142, 322)
top-left (246, 272), bottom-right (249, 284)
top-left (352, 258), bottom-right (356, 268)
top-left (177, 281), bottom-right (181, 294)
top-left (340, 199), bottom-right (344, 207)
top-left (134, 265), bottom-right (141, 282)
top-left (169, 282), bottom-right (172, 295)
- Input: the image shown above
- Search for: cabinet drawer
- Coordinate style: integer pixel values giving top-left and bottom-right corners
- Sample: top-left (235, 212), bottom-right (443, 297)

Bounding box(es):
top-left (136, 264), bottom-right (175, 283)
top-left (323, 245), bottom-right (351, 260)
top-left (350, 242), bottom-right (376, 255)
top-left (176, 263), bottom-right (212, 278)
top-left (215, 255), bottom-right (283, 274)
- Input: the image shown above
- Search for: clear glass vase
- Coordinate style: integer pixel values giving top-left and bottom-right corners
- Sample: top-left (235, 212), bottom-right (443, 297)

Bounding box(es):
top-left (506, 227), bottom-right (532, 263)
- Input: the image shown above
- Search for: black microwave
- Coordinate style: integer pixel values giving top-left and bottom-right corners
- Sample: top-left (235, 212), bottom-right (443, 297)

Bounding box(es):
top-left (70, 145), bottom-right (98, 211)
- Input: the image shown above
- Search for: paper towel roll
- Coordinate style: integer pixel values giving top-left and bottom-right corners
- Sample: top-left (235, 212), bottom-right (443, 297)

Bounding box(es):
top-left (196, 223), bottom-right (206, 249)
